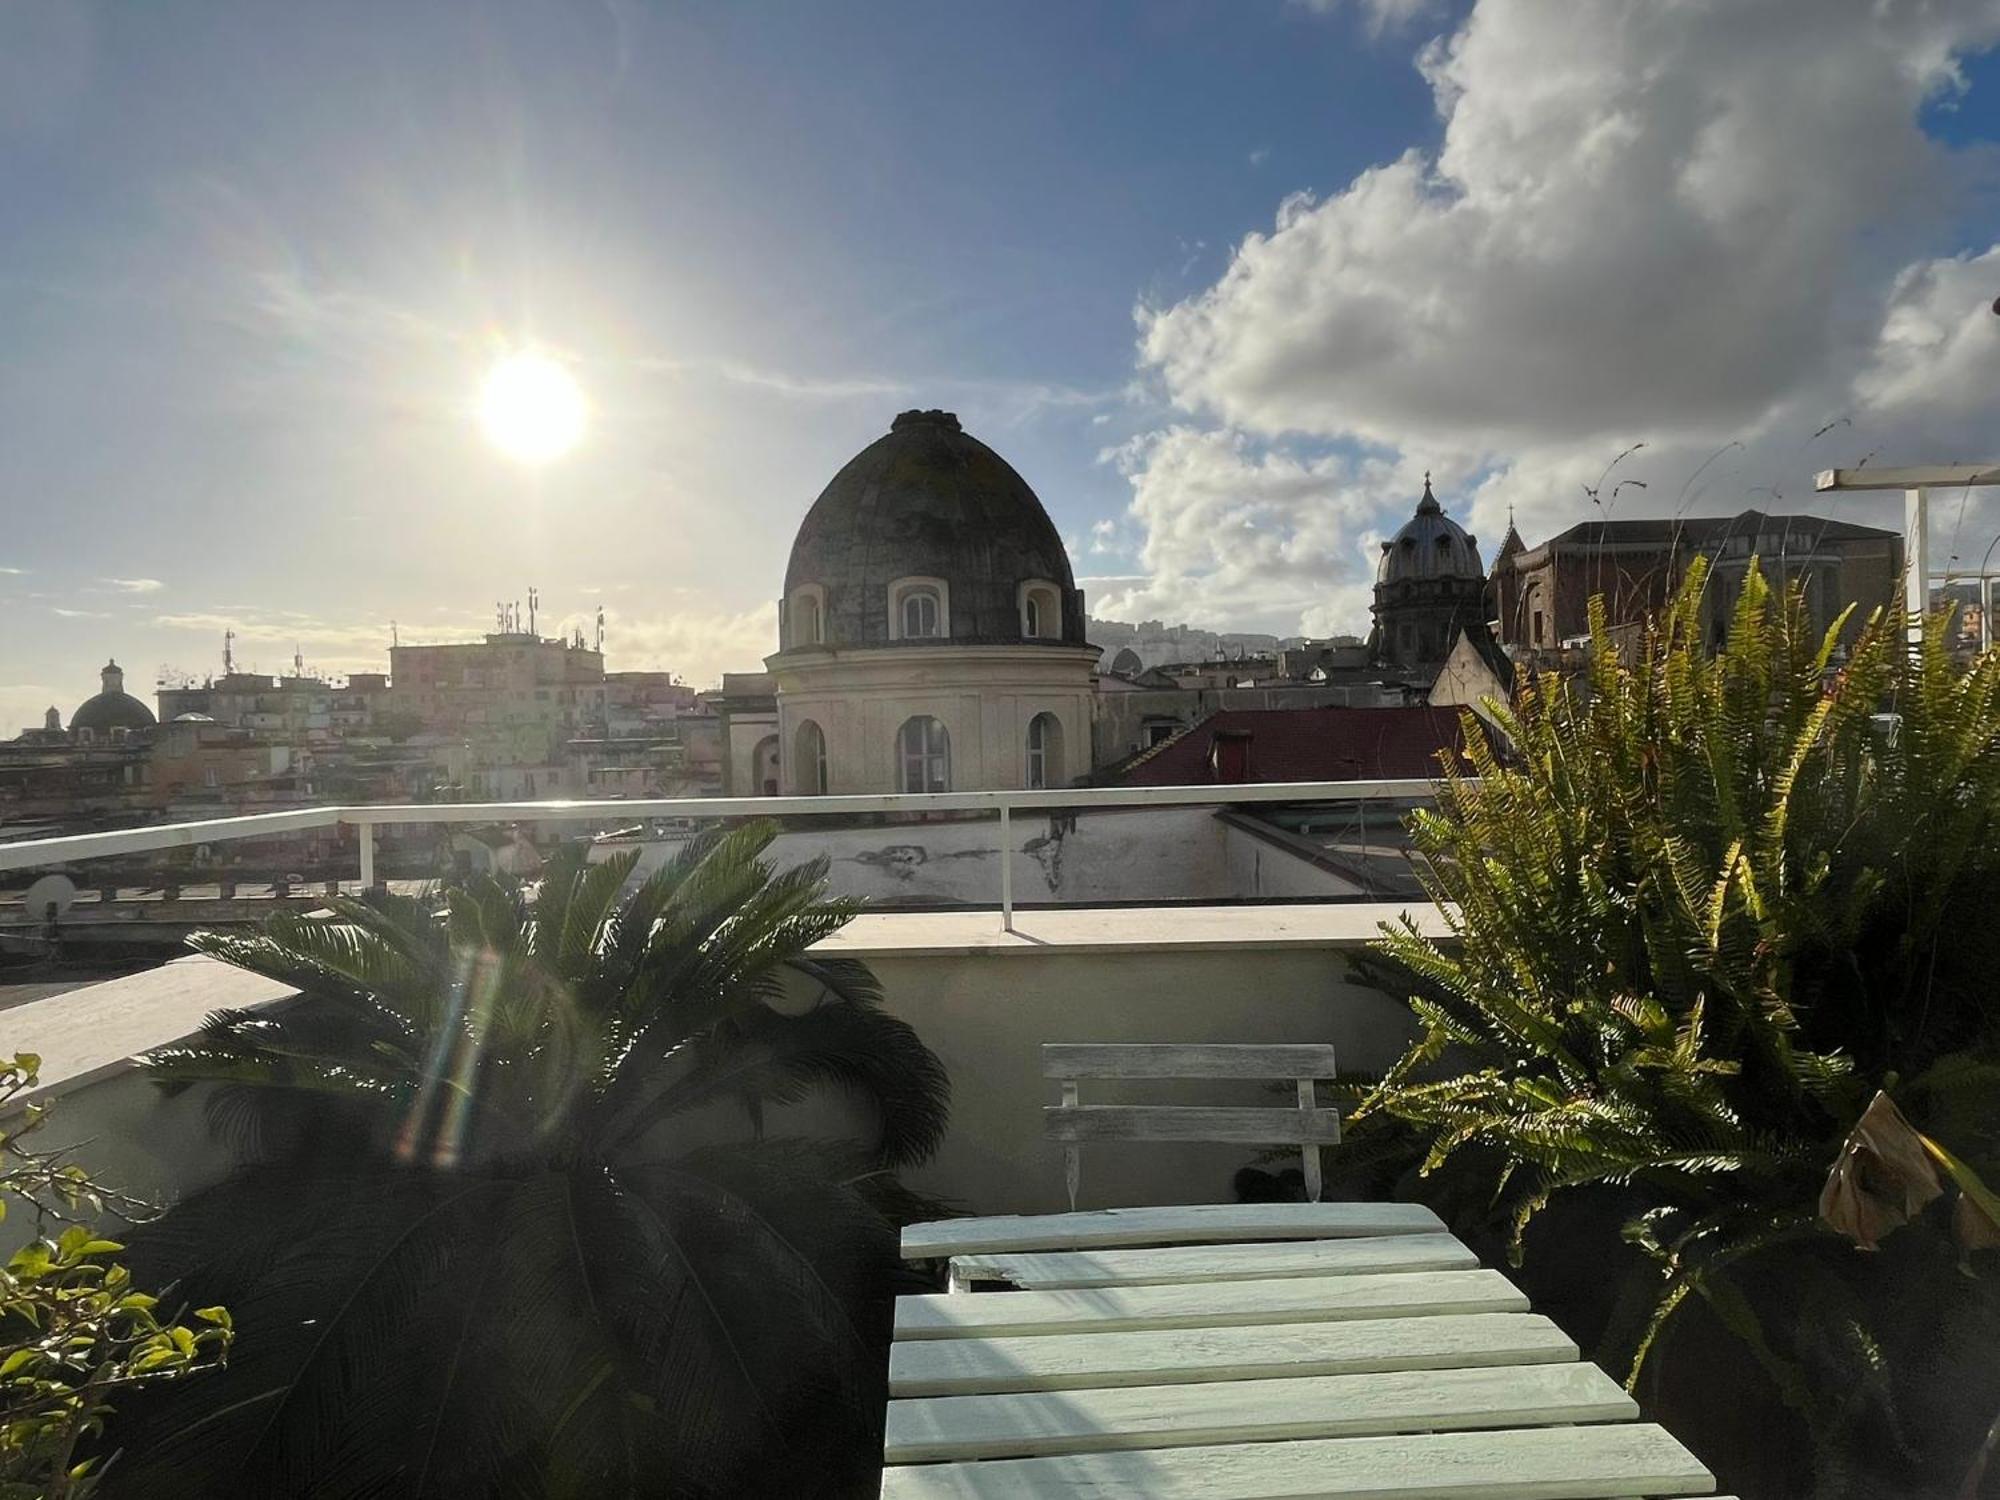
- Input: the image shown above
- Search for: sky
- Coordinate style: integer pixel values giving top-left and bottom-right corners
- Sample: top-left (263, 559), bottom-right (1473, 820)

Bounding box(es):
top-left (4, 0), bottom-right (2000, 733)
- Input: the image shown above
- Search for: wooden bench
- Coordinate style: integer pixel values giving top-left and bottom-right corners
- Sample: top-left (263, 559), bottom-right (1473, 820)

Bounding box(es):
top-left (1044, 1042), bottom-right (1343, 1209)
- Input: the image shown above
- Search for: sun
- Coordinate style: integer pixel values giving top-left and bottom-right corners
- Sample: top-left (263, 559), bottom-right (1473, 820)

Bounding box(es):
top-left (477, 351), bottom-right (586, 464)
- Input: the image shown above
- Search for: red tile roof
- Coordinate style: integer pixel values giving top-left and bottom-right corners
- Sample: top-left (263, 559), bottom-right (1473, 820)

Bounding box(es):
top-left (1106, 706), bottom-right (1470, 786)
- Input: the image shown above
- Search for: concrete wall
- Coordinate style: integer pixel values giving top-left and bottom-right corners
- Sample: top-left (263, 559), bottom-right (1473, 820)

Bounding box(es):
top-left (853, 937), bottom-right (1419, 1215)
top-left (4, 911), bottom-right (1431, 1237)
top-left (1220, 821), bottom-right (1355, 899)
top-left (608, 806), bottom-right (1365, 907)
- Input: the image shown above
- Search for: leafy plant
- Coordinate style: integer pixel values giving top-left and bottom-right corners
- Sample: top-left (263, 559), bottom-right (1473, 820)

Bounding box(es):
top-left (0, 1054), bottom-right (231, 1500)
top-left (104, 824), bottom-right (949, 1498)
top-left (1355, 559), bottom-right (2000, 1496)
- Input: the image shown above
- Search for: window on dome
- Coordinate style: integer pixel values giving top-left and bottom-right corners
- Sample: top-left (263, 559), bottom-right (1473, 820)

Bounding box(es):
top-left (889, 579), bottom-right (949, 640)
top-left (902, 590), bottom-right (939, 638)
top-left (789, 587), bottom-right (825, 647)
top-left (897, 716), bottom-right (950, 793)
top-left (1019, 581), bottom-right (1060, 639)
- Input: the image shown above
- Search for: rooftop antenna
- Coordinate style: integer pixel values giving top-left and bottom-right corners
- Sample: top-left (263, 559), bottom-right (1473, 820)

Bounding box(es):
top-left (496, 600), bottom-right (506, 632)
top-left (595, 604), bottom-right (605, 653)
top-left (293, 644), bottom-right (303, 678)
top-left (528, 586), bottom-right (538, 639)
top-left (391, 619), bottom-right (399, 649)
top-left (223, 629), bottom-right (235, 675)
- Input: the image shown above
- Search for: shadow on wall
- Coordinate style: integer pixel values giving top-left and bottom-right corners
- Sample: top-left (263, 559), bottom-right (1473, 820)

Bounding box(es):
top-left (604, 806), bottom-right (1363, 907)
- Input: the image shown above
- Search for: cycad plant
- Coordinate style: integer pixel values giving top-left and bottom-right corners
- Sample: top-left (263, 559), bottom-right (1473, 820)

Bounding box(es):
top-left (1357, 558), bottom-right (2000, 1496)
top-left (101, 823), bottom-right (949, 1499)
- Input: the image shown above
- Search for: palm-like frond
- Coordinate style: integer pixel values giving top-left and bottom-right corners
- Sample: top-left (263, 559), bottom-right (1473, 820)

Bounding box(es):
top-left (108, 825), bottom-right (949, 1497)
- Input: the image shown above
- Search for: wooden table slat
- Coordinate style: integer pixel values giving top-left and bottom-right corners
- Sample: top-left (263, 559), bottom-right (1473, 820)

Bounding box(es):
top-left (884, 1361), bottom-right (1637, 1463)
top-left (879, 1422), bottom-right (1714, 1499)
top-left (948, 1231), bottom-right (1477, 1289)
top-left (887, 1312), bottom-right (1576, 1398)
top-left (896, 1269), bottom-right (1527, 1339)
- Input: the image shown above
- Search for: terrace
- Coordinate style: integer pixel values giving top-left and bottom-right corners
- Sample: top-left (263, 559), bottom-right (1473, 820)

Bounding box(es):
top-left (0, 570), bottom-right (1992, 1500)
top-left (0, 779), bottom-right (1439, 1217)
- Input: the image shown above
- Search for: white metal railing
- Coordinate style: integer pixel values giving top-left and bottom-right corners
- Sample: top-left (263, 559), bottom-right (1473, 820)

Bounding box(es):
top-left (0, 779), bottom-right (1441, 932)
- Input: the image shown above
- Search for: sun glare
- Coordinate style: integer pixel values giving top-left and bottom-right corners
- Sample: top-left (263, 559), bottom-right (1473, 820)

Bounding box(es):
top-left (477, 351), bottom-right (587, 464)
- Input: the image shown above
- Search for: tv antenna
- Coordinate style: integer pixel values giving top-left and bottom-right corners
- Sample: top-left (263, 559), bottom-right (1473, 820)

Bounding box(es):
top-left (223, 629), bottom-right (235, 674)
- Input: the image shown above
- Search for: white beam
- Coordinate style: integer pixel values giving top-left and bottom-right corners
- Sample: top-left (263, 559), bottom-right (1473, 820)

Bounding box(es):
top-left (1815, 466), bottom-right (2000, 492)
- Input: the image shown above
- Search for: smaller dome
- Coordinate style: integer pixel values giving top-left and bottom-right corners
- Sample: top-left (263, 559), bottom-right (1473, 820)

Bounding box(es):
top-left (1378, 476), bottom-right (1482, 585)
top-left (71, 659), bottom-right (157, 735)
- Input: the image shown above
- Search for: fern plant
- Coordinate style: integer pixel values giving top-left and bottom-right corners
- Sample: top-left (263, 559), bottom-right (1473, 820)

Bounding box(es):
top-left (100, 823), bottom-right (948, 1499)
top-left (1356, 558), bottom-right (2000, 1495)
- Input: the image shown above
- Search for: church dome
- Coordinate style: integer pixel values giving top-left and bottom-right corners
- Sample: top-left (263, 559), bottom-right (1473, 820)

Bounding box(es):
top-left (782, 410), bottom-right (1084, 649)
top-left (71, 659), bottom-right (156, 735)
top-left (1378, 478), bottom-right (1483, 585)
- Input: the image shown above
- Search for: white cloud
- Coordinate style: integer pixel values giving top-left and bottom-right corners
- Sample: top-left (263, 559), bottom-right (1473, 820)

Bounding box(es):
top-left (50, 607), bottom-right (111, 620)
top-left (1291, 0), bottom-right (1440, 34)
top-left (151, 601), bottom-right (776, 694)
top-left (1248, 146), bottom-right (1271, 168)
top-left (598, 603), bottom-right (776, 690)
top-left (1145, 1), bottom-right (1998, 449)
top-left (1117, 0), bottom-right (2000, 636)
top-left (100, 577), bottom-right (163, 594)
top-left (1091, 427), bottom-right (1457, 635)
top-left (0, 566), bottom-right (26, 577)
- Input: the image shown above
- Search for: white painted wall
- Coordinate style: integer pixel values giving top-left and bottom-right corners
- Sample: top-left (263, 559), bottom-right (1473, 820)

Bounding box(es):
top-left (769, 645), bottom-right (1098, 794)
top-left (1221, 821), bottom-right (1356, 899)
top-left (841, 937), bottom-right (1419, 1215)
top-left (602, 806), bottom-right (1366, 907)
top-left (10, 918), bottom-right (1425, 1234)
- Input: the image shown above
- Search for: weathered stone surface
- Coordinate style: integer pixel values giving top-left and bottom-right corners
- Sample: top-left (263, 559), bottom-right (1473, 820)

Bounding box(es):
top-left (782, 409), bottom-right (1084, 649)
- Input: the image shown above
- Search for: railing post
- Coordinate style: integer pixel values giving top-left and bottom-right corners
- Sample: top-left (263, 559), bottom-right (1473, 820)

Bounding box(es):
top-left (358, 822), bottom-right (375, 893)
top-left (999, 804), bottom-right (1013, 933)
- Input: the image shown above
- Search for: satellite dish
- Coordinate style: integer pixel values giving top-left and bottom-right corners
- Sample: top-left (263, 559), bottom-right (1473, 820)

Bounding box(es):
top-left (24, 875), bottom-right (76, 921)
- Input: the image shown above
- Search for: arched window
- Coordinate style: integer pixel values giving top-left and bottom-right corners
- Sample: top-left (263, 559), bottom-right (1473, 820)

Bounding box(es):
top-left (794, 719), bottom-right (827, 795)
top-left (901, 588), bottom-right (941, 639)
top-left (1019, 581), bottom-right (1060, 639)
top-left (1025, 712), bottom-right (1064, 789)
top-left (790, 588), bottom-right (825, 647)
top-left (888, 578), bottom-right (949, 640)
top-left (897, 716), bottom-right (950, 793)
top-left (752, 735), bottom-right (780, 797)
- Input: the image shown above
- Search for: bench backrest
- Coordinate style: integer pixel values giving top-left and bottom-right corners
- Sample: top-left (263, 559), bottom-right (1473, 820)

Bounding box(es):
top-left (1042, 1043), bottom-right (1341, 1210)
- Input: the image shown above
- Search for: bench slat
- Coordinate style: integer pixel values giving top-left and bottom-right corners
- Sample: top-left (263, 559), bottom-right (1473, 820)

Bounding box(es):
top-left (1045, 1104), bottom-right (1344, 1144)
top-left (886, 1312), bottom-right (1575, 1397)
top-left (895, 1269), bottom-right (1526, 1339)
top-left (884, 1361), bottom-right (1637, 1463)
top-left (902, 1201), bottom-right (1444, 1260)
top-left (1043, 1043), bottom-right (1339, 1080)
top-left (880, 1421), bottom-right (1713, 1499)
top-left (948, 1231), bottom-right (1476, 1289)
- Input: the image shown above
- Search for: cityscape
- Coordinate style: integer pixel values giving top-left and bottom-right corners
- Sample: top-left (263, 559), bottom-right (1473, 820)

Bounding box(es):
top-left (0, 5), bottom-right (1997, 1500)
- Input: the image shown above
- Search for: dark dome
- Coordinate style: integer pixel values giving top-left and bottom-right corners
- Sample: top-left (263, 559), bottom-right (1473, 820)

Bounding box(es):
top-left (1377, 478), bottom-right (1482, 585)
top-left (71, 660), bottom-right (156, 735)
top-left (782, 410), bottom-right (1084, 649)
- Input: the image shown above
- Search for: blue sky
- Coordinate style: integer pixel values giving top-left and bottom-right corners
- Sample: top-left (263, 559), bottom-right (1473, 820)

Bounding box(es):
top-left (4, 0), bottom-right (2000, 730)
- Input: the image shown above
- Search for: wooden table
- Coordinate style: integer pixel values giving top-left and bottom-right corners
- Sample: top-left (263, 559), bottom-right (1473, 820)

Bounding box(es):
top-left (883, 1203), bottom-right (1724, 1499)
